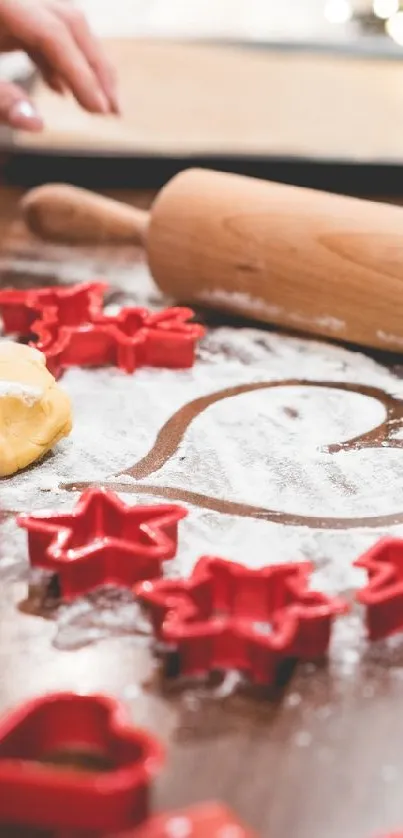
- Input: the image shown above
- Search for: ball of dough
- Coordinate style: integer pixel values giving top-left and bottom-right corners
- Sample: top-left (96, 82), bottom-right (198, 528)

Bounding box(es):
top-left (0, 341), bottom-right (72, 477)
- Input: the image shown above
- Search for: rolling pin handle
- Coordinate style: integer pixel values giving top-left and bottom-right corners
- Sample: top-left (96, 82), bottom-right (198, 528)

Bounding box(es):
top-left (21, 184), bottom-right (149, 246)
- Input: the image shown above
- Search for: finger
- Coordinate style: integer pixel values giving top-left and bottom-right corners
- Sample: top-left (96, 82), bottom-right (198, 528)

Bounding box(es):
top-left (29, 51), bottom-right (65, 95)
top-left (55, 3), bottom-right (120, 114)
top-left (0, 81), bottom-right (43, 131)
top-left (29, 15), bottom-right (110, 114)
top-left (0, 2), bottom-right (111, 115)
top-left (41, 69), bottom-right (66, 95)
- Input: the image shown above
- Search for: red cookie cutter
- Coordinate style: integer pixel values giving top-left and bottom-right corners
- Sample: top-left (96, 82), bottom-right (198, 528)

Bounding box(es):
top-left (132, 802), bottom-right (257, 838)
top-left (95, 306), bottom-right (206, 370)
top-left (136, 557), bottom-right (347, 685)
top-left (32, 315), bottom-right (138, 378)
top-left (0, 288), bottom-right (40, 335)
top-left (0, 281), bottom-right (106, 337)
top-left (0, 692), bottom-right (162, 833)
top-left (18, 488), bottom-right (187, 600)
top-left (355, 537), bottom-right (403, 641)
top-left (34, 306), bottom-right (205, 377)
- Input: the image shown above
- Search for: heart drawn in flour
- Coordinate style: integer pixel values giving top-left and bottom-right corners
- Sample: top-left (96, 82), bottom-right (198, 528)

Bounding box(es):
top-left (63, 378), bottom-right (403, 530)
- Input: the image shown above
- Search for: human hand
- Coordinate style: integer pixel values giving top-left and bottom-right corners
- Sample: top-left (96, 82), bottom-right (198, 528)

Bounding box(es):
top-left (0, 0), bottom-right (119, 131)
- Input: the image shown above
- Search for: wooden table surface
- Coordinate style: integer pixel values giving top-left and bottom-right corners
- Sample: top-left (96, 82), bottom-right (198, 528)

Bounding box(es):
top-left (1, 182), bottom-right (403, 838)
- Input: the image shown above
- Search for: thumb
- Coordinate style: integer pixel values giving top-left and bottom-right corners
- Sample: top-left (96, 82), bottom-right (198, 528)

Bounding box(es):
top-left (0, 82), bottom-right (43, 131)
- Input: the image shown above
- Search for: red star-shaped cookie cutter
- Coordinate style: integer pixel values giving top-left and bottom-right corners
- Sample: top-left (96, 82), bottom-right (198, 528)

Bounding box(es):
top-left (96, 306), bottom-right (206, 370)
top-left (133, 802), bottom-right (257, 838)
top-left (32, 314), bottom-right (136, 378)
top-left (18, 488), bottom-right (187, 600)
top-left (0, 281), bottom-right (106, 336)
top-left (136, 557), bottom-right (347, 685)
top-left (355, 537), bottom-right (403, 641)
top-left (34, 305), bottom-right (205, 377)
top-left (0, 287), bottom-right (40, 334)
top-left (0, 692), bottom-right (162, 833)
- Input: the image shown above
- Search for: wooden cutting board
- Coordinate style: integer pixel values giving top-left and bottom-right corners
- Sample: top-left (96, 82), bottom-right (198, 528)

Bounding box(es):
top-left (11, 38), bottom-right (403, 163)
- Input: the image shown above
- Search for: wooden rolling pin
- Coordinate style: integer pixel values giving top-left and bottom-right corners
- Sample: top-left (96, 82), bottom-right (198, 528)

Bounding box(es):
top-left (21, 168), bottom-right (403, 352)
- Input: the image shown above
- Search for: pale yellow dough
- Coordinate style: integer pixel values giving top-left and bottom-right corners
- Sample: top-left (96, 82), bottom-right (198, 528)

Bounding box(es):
top-left (0, 342), bottom-right (72, 477)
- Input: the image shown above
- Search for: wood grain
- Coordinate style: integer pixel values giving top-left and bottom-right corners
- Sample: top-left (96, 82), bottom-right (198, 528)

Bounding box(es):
top-left (148, 169), bottom-right (403, 352)
top-left (11, 39), bottom-right (403, 164)
top-left (2, 181), bottom-right (403, 838)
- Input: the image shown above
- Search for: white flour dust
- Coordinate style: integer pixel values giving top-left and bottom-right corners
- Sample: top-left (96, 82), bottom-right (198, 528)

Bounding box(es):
top-left (198, 288), bottom-right (347, 335)
top-left (1, 263), bottom-right (403, 659)
top-left (0, 381), bottom-right (43, 405)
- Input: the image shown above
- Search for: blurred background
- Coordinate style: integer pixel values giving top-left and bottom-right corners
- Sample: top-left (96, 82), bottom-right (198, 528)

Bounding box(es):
top-left (5, 1), bottom-right (403, 79)
top-left (68, 0), bottom-right (403, 50)
top-left (6, 0), bottom-right (403, 191)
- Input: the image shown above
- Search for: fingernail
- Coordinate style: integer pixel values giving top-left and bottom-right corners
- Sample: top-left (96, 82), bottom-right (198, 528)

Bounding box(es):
top-left (9, 100), bottom-right (43, 131)
top-left (93, 90), bottom-right (110, 114)
top-left (109, 77), bottom-right (121, 115)
top-left (110, 91), bottom-right (121, 116)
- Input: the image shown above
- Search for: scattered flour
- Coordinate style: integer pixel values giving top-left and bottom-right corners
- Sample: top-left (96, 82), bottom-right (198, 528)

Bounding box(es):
top-left (2, 265), bottom-right (403, 662)
top-left (0, 380), bottom-right (43, 405)
top-left (198, 288), bottom-right (346, 334)
top-left (377, 330), bottom-right (403, 348)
